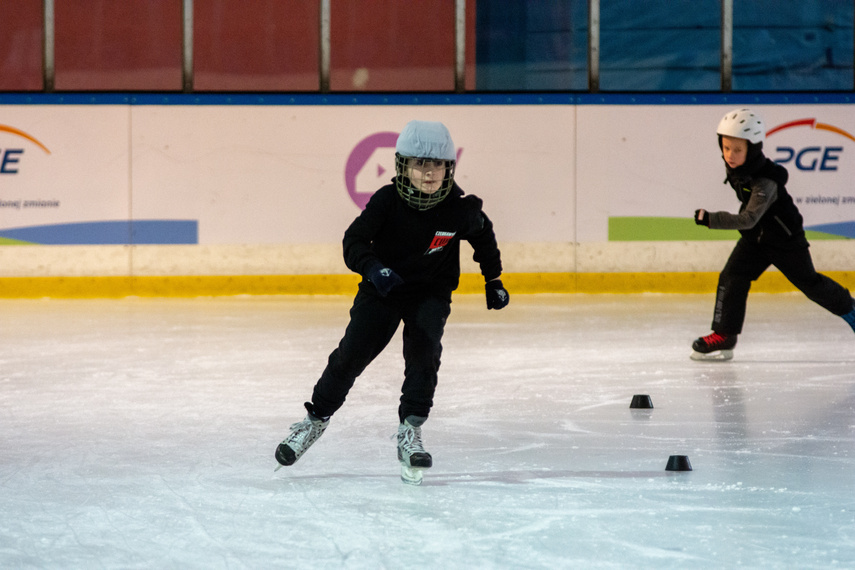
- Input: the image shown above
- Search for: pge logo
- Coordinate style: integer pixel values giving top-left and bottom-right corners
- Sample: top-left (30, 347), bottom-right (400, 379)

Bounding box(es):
top-left (769, 118), bottom-right (855, 172)
top-left (344, 131), bottom-right (463, 210)
top-left (0, 124), bottom-right (51, 174)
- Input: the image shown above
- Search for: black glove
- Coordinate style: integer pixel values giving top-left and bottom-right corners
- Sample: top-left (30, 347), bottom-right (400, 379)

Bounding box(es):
top-left (366, 263), bottom-right (404, 297)
top-left (694, 209), bottom-right (710, 227)
top-left (486, 279), bottom-right (509, 310)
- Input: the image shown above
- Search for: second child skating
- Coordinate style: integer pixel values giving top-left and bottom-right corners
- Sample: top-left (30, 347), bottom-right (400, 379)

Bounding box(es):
top-left (691, 107), bottom-right (855, 361)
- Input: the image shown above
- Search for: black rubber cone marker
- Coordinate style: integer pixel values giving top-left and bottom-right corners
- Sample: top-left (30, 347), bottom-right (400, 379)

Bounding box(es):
top-left (665, 455), bottom-right (693, 471)
top-left (630, 395), bottom-right (653, 409)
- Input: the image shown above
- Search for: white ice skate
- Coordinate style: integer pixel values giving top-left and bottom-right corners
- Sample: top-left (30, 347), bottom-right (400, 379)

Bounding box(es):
top-left (690, 332), bottom-right (736, 361)
top-left (396, 416), bottom-right (432, 485)
top-left (275, 404), bottom-right (329, 471)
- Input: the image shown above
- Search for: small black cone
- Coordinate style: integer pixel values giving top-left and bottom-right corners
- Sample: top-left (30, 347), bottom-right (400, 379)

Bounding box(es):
top-left (630, 394), bottom-right (653, 409)
top-left (665, 455), bottom-right (692, 471)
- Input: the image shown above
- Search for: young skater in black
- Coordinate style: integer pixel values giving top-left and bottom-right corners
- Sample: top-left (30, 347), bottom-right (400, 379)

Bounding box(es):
top-left (692, 107), bottom-right (855, 361)
top-left (275, 120), bottom-right (509, 484)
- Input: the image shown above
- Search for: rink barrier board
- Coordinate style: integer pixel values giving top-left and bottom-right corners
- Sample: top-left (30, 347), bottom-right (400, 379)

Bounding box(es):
top-left (3, 93), bottom-right (854, 286)
top-left (1, 271), bottom-right (853, 298)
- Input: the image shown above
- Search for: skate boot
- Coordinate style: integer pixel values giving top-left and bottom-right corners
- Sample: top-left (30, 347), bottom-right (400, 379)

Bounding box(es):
top-left (275, 402), bottom-right (329, 469)
top-left (691, 332), bottom-right (737, 361)
top-left (396, 416), bottom-right (432, 485)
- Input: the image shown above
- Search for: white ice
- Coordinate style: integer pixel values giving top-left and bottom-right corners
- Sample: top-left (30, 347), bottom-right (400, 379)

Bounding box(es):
top-left (1, 293), bottom-right (854, 569)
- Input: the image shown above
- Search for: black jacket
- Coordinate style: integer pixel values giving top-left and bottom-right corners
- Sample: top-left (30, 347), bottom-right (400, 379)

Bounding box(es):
top-left (343, 181), bottom-right (503, 299)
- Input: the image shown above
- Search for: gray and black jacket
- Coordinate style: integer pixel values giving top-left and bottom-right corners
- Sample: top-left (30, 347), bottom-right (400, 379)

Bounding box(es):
top-left (708, 152), bottom-right (807, 247)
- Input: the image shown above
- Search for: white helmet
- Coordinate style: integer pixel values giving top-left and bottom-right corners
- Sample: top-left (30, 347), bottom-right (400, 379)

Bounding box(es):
top-left (716, 108), bottom-right (765, 144)
top-left (394, 121), bottom-right (456, 210)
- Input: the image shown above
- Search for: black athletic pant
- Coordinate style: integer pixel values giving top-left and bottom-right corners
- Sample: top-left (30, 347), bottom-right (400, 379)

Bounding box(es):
top-left (712, 237), bottom-right (853, 335)
top-left (311, 286), bottom-right (451, 422)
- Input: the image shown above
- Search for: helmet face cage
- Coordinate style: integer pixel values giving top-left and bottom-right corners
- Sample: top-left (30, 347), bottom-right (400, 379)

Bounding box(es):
top-left (395, 153), bottom-right (456, 211)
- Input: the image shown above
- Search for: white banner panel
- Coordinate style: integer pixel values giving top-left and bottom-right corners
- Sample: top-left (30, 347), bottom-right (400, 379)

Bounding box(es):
top-left (0, 106), bottom-right (130, 244)
top-left (130, 105), bottom-right (575, 245)
top-left (763, 106), bottom-right (855, 232)
top-left (577, 104), bottom-right (855, 242)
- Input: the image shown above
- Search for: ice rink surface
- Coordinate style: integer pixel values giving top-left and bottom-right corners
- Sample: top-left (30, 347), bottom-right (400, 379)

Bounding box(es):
top-left (1, 292), bottom-right (854, 569)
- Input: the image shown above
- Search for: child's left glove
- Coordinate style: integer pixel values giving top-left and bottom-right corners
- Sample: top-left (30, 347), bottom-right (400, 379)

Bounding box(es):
top-left (694, 209), bottom-right (710, 227)
top-left (486, 279), bottom-right (509, 310)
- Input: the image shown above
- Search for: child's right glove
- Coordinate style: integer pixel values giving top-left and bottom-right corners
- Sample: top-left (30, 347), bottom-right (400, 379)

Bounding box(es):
top-left (366, 263), bottom-right (404, 297)
top-left (694, 209), bottom-right (710, 227)
top-left (486, 279), bottom-right (509, 310)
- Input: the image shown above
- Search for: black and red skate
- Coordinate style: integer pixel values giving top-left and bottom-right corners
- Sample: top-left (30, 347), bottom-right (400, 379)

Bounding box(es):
top-left (690, 332), bottom-right (737, 361)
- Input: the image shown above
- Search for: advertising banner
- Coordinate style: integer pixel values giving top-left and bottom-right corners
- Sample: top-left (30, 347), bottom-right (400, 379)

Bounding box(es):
top-left (577, 105), bottom-right (855, 243)
top-left (2, 103), bottom-right (574, 247)
top-left (0, 106), bottom-right (137, 244)
top-left (1, 99), bottom-right (852, 284)
top-left (130, 104), bottom-right (575, 245)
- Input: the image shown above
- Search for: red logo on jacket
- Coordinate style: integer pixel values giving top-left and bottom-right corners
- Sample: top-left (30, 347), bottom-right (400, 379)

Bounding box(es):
top-left (426, 231), bottom-right (455, 255)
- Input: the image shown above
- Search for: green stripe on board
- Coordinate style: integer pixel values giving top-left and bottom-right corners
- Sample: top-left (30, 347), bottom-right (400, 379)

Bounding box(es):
top-left (608, 217), bottom-right (847, 241)
top-left (608, 217), bottom-right (736, 241)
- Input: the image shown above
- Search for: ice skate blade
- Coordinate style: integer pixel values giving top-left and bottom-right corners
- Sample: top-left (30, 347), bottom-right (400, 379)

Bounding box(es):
top-left (400, 465), bottom-right (425, 486)
top-left (690, 349), bottom-right (733, 361)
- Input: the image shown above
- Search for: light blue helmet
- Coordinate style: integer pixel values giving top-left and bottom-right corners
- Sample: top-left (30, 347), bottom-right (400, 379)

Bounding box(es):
top-left (395, 120), bottom-right (456, 210)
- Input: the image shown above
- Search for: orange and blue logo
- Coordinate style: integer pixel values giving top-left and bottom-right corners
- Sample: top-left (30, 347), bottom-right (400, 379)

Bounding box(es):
top-left (0, 124), bottom-right (51, 174)
top-left (768, 117), bottom-right (855, 239)
top-left (768, 118), bottom-right (855, 172)
top-left (0, 124), bottom-right (197, 244)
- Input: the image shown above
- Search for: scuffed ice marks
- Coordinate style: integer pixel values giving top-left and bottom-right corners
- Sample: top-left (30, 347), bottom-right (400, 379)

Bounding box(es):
top-left (0, 294), bottom-right (854, 568)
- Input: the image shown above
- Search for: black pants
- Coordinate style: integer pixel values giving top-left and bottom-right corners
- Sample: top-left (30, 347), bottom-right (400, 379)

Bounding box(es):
top-left (712, 237), bottom-right (852, 335)
top-left (311, 287), bottom-right (451, 422)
